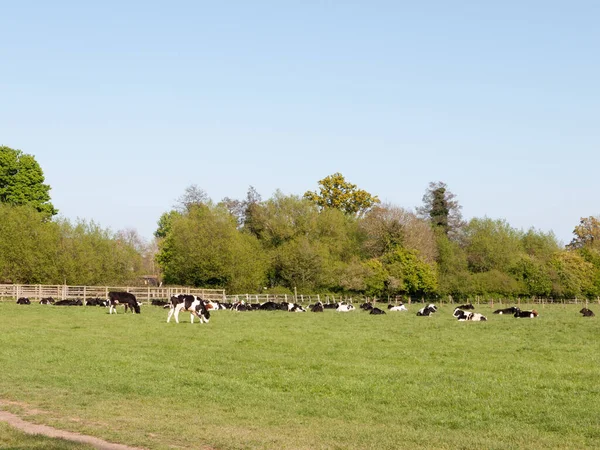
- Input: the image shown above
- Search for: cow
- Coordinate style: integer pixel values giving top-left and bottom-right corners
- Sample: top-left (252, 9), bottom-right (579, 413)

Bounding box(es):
top-left (370, 307), bottom-right (386, 315)
top-left (151, 299), bottom-right (170, 307)
top-left (259, 301), bottom-right (281, 311)
top-left (55, 299), bottom-right (83, 306)
top-left (167, 295), bottom-right (210, 323)
top-left (336, 303), bottom-right (355, 312)
top-left (493, 306), bottom-right (519, 315)
top-left (85, 298), bottom-right (108, 307)
top-left (16, 297), bottom-right (30, 305)
top-left (514, 309), bottom-right (538, 318)
top-left (453, 308), bottom-right (487, 321)
top-left (108, 292), bottom-right (140, 314)
top-left (416, 304), bottom-right (437, 316)
top-left (39, 297), bottom-right (55, 305)
top-left (457, 303), bottom-right (475, 310)
top-left (310, 301), bottom-right (324, 312)
top-left (323, 302), bottom-right (338, 310)
top-left (388, 304), bottom-right (407, 312)
top-left (360, 302), bottom-right (374, 311)
top-left (580, 308), bottom-right (595, 317)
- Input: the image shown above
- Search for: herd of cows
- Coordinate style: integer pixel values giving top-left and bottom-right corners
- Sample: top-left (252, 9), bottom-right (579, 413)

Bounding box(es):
top-left (12, 292), bottom-right (597, 321)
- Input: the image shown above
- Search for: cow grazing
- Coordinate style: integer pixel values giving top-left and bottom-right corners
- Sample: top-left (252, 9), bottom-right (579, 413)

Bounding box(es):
top-left (39, 297), bottom-right (55, 305)
top-left (514, 309), bottom-right (538, 318)
top-left (453, 308), bottom-right (487, 321)
top-left (416, 304), bottom-right (437, 316)
top-left (16, 297), bottom-right (31, 305)
top-left (370, 307), bottom-right (386, 315)
top-left (167, 295), bottom-right (210, 323)
top-left (493, 306), bottom-right (519, 315)
top-left (108, 292), bottom-right (140, 314)
top-left (388, 304), bottom-right (407, 312)
top-left (457, 303), bottom-right (475, 310)
top-left (580, 308), bottom-right (595, 317)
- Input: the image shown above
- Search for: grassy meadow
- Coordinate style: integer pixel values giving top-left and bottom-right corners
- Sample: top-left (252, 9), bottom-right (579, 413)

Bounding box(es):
top-left (0, 301), bottom-right (599, 449)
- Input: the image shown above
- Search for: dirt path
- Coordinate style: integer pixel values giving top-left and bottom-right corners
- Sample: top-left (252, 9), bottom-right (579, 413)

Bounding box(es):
top-left (0, 409), bottom-right (146, 450)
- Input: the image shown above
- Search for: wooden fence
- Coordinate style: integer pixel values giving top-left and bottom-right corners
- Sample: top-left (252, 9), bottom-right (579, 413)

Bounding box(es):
top-left (0, 284), bottom-right (226, 303)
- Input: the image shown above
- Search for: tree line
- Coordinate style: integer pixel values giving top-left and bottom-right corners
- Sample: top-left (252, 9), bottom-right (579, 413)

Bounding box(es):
top-left (2, 146), bottom-right (600, 299)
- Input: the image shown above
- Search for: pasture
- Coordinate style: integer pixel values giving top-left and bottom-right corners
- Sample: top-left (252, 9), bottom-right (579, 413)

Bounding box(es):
top-left (0, 301), bottom-right (599, 449)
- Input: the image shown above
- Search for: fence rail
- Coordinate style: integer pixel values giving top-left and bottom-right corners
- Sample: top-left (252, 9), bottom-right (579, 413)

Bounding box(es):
top-left (0, 284), bottom-right (226, 303)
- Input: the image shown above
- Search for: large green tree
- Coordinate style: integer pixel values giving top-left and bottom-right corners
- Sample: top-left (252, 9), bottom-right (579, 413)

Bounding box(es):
top-left (304, 172), bottom-right (380, 217)
top-left (0, 146), bottom-right (57, 218)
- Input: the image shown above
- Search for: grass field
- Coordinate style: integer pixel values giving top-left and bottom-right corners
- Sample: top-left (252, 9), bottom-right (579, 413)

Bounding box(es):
top-left (0, 301), bottom-right (599, 449)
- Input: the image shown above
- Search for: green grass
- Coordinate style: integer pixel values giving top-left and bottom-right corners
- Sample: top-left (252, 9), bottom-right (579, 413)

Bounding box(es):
top-left (0, 302), bottom-right (599, 449)
top-left (0, 422), bottom-right (94, 449)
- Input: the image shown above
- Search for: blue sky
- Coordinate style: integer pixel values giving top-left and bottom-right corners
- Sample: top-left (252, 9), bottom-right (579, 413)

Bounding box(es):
top-left (2, 1), bottom-right (598, 245)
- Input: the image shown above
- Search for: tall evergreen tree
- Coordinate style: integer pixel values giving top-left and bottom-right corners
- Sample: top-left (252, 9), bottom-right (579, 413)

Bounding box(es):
top-left (416, 181), bottom-right (463, 238)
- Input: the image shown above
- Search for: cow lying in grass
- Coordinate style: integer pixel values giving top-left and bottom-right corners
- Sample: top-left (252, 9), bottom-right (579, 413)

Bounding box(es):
top-left (580, 308), bottom-right (595, 317)
top-left (514, 308), bottom-right (538, 318)
top-left (370, 307), bottom-right (386, 315)
top-left (417, 304), bottom-right (437, 316)
top-left (39, 297), bottom-right (55, 305)
top-left (493, 306), bottom-right (519, 315)
top-left (108, 292), bottom-right (140, 314)
top-left (167, 295), bottom-right (210, 324)
top-left (453, 307), bottom-right (487, 321)
top-left (16, 297), bottom-right (30, 305)
top-left (388, 303), bottom-right (407, 312)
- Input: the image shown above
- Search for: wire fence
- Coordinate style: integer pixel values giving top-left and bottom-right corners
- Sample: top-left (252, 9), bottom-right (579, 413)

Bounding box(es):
top-left (1, 284), bottom-right (599, 307)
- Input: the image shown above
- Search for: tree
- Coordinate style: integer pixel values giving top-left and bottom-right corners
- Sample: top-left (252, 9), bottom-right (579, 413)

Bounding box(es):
top-left (359, 204), bottom-right (437, 262)
top-left (463, 218), bottom-right (523, 273)
top-left (221, 186), bottom-right (262, 229)
top-left (568, 216), bottom-right (600, 250)
top-left (156, 203), bottom-right (267, 292)
top-left (175, 184), bottom-right (210, 212)
top-left (0, 146), bottom-right (57, 218)
top-left (304, 172), bottom-right (380, 217)
top-left (416, 181), bottom-right (463, 237)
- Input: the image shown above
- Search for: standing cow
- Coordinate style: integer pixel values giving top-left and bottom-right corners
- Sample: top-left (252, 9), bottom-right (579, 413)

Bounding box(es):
top-left (108, 292), bottom-right (140, 314)
top-left (167, 295), bottom-right (210, 324)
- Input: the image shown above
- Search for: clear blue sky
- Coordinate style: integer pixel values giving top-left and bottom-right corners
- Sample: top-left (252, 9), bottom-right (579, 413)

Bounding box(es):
top-left (2, 1), bottom-right (598, 245)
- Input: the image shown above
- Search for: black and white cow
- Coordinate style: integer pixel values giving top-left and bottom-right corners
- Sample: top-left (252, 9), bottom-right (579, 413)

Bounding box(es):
top-left (108, 292), bottom-right (140, 314)
top-left (85, 298), bottom-right (108, 307)
top-left (580, 308), bottom-right (595, 317)
top-left (16, 297), bottom-right (30, 305)
top-left (457, 303), bottom-right (475, 310)
top-left (416, 304), bottom-right (437, 316)
top-left (514, 309), bottom-right (538, 318)
top-left (310, 301), bottom-right (324, 312)
top-left (388, 303), bottom-right (407, 312)
top-left (453, 308), bottom-right (487, 321)
top-left (493, 306), bottom-right (519, 315)
top-left (360, 302), bottom-right (374, 311)
top-left (39, 297), bottom-right (55, 305)
top-left (370, 307), bottom-right (386, 315)
top-left (336, 303), bottom-right (355, 312)
top-left (55, 299), bottom-right (83, 306)
top-left (167, 295), bottom-right (210, 324)
top-left (151, 299), bottom-right (170, 307)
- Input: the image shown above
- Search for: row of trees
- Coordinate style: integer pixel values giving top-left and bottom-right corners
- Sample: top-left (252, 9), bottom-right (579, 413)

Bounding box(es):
top-left (155, 176), bottom-right (600, 299)
top-left (2, 146), bottom-right (600, 299)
